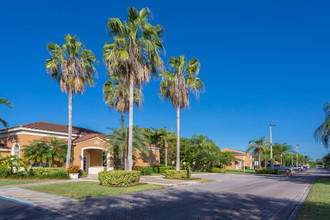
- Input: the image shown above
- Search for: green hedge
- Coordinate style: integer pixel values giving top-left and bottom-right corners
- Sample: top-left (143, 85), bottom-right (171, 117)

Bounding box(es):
top-left (29, 168), bottom-right (69, 179)
top-left (165, 170), bottom-right (187, 179)
top-left (211, 168), bottom-right (227, 173)
top-left (158, 166), bottom-right (175, 173)
top-left (256, 169), bottom-right (279, 174)
top-left (211, 168), bottom-right (220, 173)
top-left (219, 168), bottom-right (227, 173)
top-left (138, 166), bottom-right (153, 175)
top-left (98, 170), bottom-right (141, 186)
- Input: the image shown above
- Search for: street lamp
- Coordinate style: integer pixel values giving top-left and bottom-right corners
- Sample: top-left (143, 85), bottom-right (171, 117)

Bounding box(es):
top-left (296, 144), bottom-right (300, 165)
top-left (270, 123), bottom-right (276, 167)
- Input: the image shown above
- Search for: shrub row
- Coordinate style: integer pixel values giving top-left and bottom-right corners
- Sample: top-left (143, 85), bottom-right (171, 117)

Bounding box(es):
top-left (256, 169), bottom-right (279, 174)
top-left (0, 166), bottom-right (70, 179)
top-left (133, 166), bottom-right (175, 175)
top-left (99, 170), bottom-right (141, 186)
top-left (165, 170), bottom-right (187, 179)
top-left (210, 168), bottom-right (227, 173)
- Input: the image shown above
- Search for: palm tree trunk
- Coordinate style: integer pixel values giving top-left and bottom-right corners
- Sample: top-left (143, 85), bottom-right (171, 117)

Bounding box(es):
top-left (121, 112), bottom-right (125, 129)
top-left (176, 107), bottom-right (180, 171)
top-left (258, 149), bottom-right (261, 169)
top-left (165, 141), bottom-right (168, 167)
top-left (280, 154), bottom-right (282, 165)
top-left (127, 77), bottom-right (134, 171)
top-left (66, 90), bottom-right (72, 168)
top-left (264, 158), bottom-right (267, 168)
top-left (124, 146), bottom-right (128, 170)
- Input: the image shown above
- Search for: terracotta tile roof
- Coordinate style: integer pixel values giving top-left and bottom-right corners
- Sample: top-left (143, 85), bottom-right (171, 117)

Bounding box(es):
top-left (2, 121), bottom-right (102, 135)
top-left (0, 143), bottom-right (11, 151)
top-left (73, 133), bottom-right (106, 144)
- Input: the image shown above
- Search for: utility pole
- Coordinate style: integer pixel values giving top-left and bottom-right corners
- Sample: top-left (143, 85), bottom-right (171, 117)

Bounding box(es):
top-left (296, 144), bottom-right (300, 165)
top-left (270, 123), bottom-right (276, 167)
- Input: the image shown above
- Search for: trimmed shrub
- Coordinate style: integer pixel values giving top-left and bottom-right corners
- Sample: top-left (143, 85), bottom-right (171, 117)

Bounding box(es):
top-left (79, 170), bottom-right (87, 178)
top-left (98, 170), bottom-right (141, 186)
top-left (138, 166), bottom-right (153, 176)
top-left (211, 168), bottom-right (220, 173)
top-left (245, 166), bottom-right (250, 170)
top-left (256, 169), bottom-right (279, 174)
top-left (165, 170), bottom-right (187, 179)
top-left (219, 168), bottom-right (227, 173)
top-left (158, 166), bottom-right (175, 173)
top-left (29, 168), bottom-right (69, 179)
top-left (66, 165), bottom-right (80, 174)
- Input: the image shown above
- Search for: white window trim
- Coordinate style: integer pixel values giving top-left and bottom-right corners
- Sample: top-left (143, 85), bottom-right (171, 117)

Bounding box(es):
top-left (11, 143), bottom-right (20, 158)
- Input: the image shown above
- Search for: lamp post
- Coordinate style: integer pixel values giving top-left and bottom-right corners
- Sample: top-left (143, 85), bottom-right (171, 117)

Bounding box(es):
top-left (270, 123), bottom-right (276, 167)
top-left (296, 144), bottom-right (300, 165)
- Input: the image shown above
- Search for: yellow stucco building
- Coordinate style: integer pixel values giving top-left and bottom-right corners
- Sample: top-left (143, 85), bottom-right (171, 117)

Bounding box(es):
top-left (0, 122), bottom-right (160, 174)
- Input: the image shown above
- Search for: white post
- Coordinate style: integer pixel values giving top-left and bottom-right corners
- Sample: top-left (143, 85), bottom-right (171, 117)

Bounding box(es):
top-left (107, 151), bottom-right (111, 171)
top-left (270, 125), bottom-right (273, 167)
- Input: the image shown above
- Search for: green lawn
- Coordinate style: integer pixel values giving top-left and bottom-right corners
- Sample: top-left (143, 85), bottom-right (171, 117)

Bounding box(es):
top-left (189, 178), bottom-right (215, 183)
top-left (296, 177), bottom-right (330, 220)
top-left (23, 181), bottom-right (167, 199)
top-left (0, 179), bottom-right (52, 186)
top-left (226, 169), bottom-right (256, 175)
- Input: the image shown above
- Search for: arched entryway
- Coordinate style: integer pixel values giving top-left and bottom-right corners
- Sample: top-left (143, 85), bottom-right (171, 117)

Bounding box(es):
top-left (80, 147), bottom-right (112, 174)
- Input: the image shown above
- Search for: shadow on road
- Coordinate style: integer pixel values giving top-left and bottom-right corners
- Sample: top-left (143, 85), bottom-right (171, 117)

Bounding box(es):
top-left (54, 189), bottom-right (297, 219)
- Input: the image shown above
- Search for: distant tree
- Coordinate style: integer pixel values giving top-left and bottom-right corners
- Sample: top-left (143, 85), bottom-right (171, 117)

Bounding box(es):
top-left (159, 56), bottom-right (204, 170)
top-left (184, 134), bottom-right (220, 171)
top-left (322, 154), bottom-right (330, 167)
top-left (220, 151), bottom-right (236, 168)
top-left (103, 7), bottom-right (165, 171)
top-left (0, 98), bottom-right (13, 128)
top-left (45, 34), bottom-right (97, 168)
top-left (246, 137), bottom-right (269, 169)
top-left (150, 127), bottom-right (176, 166)
top-left (104, 126), bottom-right (149, 170)
top-left (273, 143), bottom-right (294, 165)
top-left (314, 101), bottom-right (330, 150)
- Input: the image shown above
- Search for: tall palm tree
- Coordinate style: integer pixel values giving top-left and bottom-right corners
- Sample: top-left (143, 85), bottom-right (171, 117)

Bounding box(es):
top-left (150, 127), bottom-right (176, 166)
top-left (246, 137), bottom-right (269, 169)
top-left (314, 101), bottom-right (330, 150)
top-left (273, 142), bottom-right (294, 165)
top-left (104, 126), bottom-right (149, 170)
top-left (159, 56), bottom-right (204, 170)
top-left (103, 75), bottom-right (142, 128)
top-left (103, 7), bottom-right (165, 171)
top-left (0, 98), bottom-right (13, 128)
top-left (45, 34), bottom-right (97, 168)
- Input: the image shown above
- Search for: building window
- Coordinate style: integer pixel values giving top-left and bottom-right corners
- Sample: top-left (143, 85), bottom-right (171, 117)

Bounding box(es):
top-left (12, 143), bottom-right (20, 158)
top-left (243, 156), bottom-right (245, 160)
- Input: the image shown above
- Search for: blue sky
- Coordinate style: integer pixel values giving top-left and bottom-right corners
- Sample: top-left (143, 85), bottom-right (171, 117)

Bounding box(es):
top-left (1, 0), bottom-right (329, 160)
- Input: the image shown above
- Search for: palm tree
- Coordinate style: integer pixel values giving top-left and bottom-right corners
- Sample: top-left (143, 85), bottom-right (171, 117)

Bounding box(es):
top-left (22, 141), bottom-right (51, 167)
top-left (314, 101), bottom-right (330, 150)
top-left (273, 143), bottom-right (294, 165)
top-left (246, 137), bottom-right (269, 169)
top-left (104, 126), bottom-right (149, 170)
top-left (159, 56), bottom-right (204, 170)
top-left (103, 75), bottom-right (142, 128)
top-left (44, 137), bottom-right (67, 167)
top-left (45, 34), bottom-right (97, 168)
top-left (0, 98), bottom-right (13, 128)
top-left (150, 127), bottom-right (176, 166)
top-left (103, 7), bottom-right (164, 171)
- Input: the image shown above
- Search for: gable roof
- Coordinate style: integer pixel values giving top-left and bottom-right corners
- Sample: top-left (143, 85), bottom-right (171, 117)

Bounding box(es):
top-left (221, 148), bottom-right (247, 156)
top-left (1, 121), bottom-right (102, 135)
top-left (73, 133), bottom-right (106, 144)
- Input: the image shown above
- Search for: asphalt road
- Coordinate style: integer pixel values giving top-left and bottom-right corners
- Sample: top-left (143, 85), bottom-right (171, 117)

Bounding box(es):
top-left (0, 168), bottom-right (329, 220)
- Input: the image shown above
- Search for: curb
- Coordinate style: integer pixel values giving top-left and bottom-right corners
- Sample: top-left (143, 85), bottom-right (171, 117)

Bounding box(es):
top-left (287, 180), bottom-right (315, 220)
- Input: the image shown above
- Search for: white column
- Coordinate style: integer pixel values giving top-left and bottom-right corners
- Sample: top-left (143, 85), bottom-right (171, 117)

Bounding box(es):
top-left (107, 151), bottom-right (111, 171)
